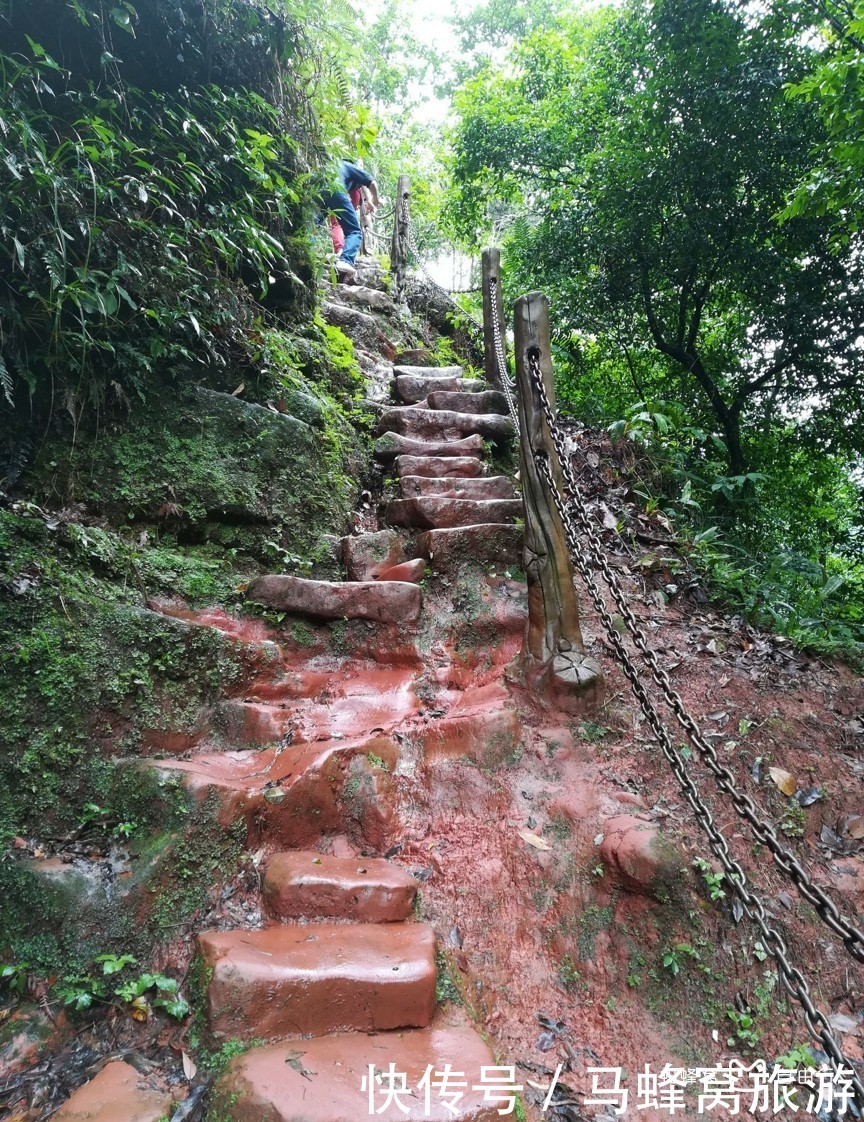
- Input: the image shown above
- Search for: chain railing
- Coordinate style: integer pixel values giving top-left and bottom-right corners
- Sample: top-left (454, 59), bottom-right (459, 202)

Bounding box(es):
top-left (384, 193), bottom-right (864, 1107)
top-left (534, 437), bottom-right (864, 1104)
top-left (526, 351), bottom-right (864, 967)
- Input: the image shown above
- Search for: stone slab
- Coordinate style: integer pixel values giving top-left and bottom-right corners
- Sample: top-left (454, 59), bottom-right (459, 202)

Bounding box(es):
top-left (417, 524), bottom-right (523, 574)
top-left (385, 497), bottom-right (521, 530)
top-left (379, 407), bottom-right (514, 444)
top-left (211, 1022), bottom-right (501, 1122)
top-left (247, 575), bottom-right (421, 623)
top-left (374, 433), bottom-right (485, 460)
top-left (263, 852), bottom-right (417, 922)
top-left (399, 476), bottom-right (515, 500)
top-left (395, 375), bottom-right (462, 404)
top-left (426, 390), bottom-right (509, 416)
top-left (393, 364), bottom-right (462, 378)
top-left (395, 455), bottom-right (488, 479)
top-left (51, 1060), bottom-right (173, 1122)
top-left (343, 530), bottom-right (405, 581)
top-left (199, 922), bottom-right (437, 1038)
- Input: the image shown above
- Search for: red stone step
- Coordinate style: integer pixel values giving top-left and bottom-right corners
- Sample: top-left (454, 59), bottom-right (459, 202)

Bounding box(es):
top-left (343, 529), bottom-right (404, 580)
top-left (395, 375), bottom-right (488, 405)
top-left (399, 475), bottom-right (515, 500)
top-left (51, 1060), bottom-right (172, 1122)
top-left (378, 406), bottom-right (514, 444)
top-left (393, 364), bottom-right (463, 378)
top-left (212, 662), bottom-right (419, 746)
top-left (375, 558), bottom-right (427, 583)
top-left (247, 575), bottom-right (421, 623)
top-left (385, 497), bottom-right (521, 530)
top-left (374, 432), bottom-right (485, 460)
top-left (210, 1019), bottom-right (501, 1122)
top-left (395, 454), bottom-right (488, 479)
top-left (418, 524), bottom-right (523, 574)
top-left (263, 851), bottom-right (416, 922)
top-left (198, 922), bottom-right (436, 1039)
top-left (158, 732), bottom-right (402, 848)
top-left (394, 374), bottom-right (461, 403)
top-left (427, 389), bottom-right (509, 416)
top-left (419, 702), bottom-right (522, 765)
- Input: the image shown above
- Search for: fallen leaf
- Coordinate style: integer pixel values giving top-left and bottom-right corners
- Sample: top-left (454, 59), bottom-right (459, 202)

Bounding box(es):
top-left (777, 891), bottom-right (793, 910)
top-left (732, 899), bottom-right (744, 923)
top-left (231, 382), bottom-right (245, 396)
top-left (768, 767), bottom-right (797, 797)
top-left (182, 1051), bottom-right (197, 1080)
top-left (284, 1050), bottom-right (316, 1080)
top-left (795, 786), bottom-right (823, 807)
top-left (518, 829), bottom-right (552, 852)
top-left (847, 817), bottom-right (864, 840)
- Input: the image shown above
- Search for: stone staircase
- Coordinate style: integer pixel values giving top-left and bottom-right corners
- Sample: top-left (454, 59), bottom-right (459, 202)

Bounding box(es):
top-left (52, 272), bottom-right (527, 1121)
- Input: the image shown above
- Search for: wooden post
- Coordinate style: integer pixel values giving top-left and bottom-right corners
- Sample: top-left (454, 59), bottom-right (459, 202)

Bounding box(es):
top-left (513, 292), bottom-right (603, 712)
top-left (390, 174), bottom-right (411, 303)
top-left (481, 248), bottom-right (506, 391)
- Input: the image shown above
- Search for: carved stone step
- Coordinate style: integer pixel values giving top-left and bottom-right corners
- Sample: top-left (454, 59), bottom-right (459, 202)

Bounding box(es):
top-left (427, 389), bottom-right (509, 416)
top-left (374, 432), bottom-right (485, 460)
top-left (247, 575), bottom-right (421, 623)
top-left (395, 375), bottom-right (487, 405)
top-left (385, 497), bottom-right (521, 530)
top-left (343, 529), bottom-right (404, 581)
top-left (378, 407), bottom-right (514, 444)
top-left (263, 851), bottom-right (417, 922)
top-left (198, 922), bottom-right (437, 1039)
top-left (375, 558), bottom-right (427, 583)
top-left (158, 731), bottom-right (402, 849)
top-left (210, 1020), bottom-right (500, 1122)
top-left (417, 524), bottom-right (524, 574)
top-left (51, 1060), bottom-right (173, 1122)
top-left (393, 364), bottom-right (462, 379)
top-left (327, 283), bottom-right (395, 313)
top-left (399, 475), bottom-right (515, 500)
top-left (216, 663), bottom-right (419, 745)
top-left (395, 454), bottom-right (488, 479)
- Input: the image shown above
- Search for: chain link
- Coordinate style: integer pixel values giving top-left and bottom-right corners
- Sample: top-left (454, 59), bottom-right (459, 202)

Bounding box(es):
top-left (401, 204), bottom-right (485, 339)
top-left (524, 351), bottom-right (864, 969)
top-left (487, 276), bottom-right (520, 425)
top-left (532, 446), bottom-right (864, 1105)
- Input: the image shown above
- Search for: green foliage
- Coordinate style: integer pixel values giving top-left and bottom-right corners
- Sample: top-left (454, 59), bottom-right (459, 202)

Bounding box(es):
top-left (780, 0), bottom-right (864, 238)
top-left (52, 952), bottom-right (189, 1019)
top-left (692, 858), bottom-right (726, 902)
top-left (449, 0), bottom-right (864, 477)
top-left (0, 1), bottom-right (320, 429)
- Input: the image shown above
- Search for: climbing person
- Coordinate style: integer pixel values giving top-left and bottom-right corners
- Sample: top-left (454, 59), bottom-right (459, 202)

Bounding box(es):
top-left (321, 159), bottom-right (380, 281)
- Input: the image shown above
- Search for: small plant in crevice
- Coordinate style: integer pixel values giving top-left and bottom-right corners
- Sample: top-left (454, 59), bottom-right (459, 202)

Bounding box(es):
top-left (692, 857), bottom-right (726, 902)
top-left (52, 953), bottom-right (189, 1020)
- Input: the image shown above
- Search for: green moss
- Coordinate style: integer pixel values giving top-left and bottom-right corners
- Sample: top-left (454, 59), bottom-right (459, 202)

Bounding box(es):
top-left (578, 903), bottom-right (615, 961)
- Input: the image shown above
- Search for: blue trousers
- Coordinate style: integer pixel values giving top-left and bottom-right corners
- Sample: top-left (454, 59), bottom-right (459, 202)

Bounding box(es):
top-left (322, 190), bottom-right (362, 265)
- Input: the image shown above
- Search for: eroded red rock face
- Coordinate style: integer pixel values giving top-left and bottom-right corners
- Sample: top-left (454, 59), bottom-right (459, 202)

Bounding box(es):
top-left (263, 851), bottom-right (417, 922)
top-left (50, 1060), bottom-right (173, 1122)
top-left (198, 922), bottom-right (437, 1039)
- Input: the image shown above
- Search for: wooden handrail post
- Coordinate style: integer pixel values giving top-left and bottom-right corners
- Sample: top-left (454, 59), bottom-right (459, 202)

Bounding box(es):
top-left (481, 247), bottom-right (506, 390)
top-left (390, 174), bottom-right (411, 303)
top-left (513, 291), bottom-right (603, 712)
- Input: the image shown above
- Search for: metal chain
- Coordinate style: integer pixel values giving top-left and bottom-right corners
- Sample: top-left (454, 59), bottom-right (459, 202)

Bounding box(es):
top-left (533, 447), bottom-right (864, 1105)
top-left (487, 276), bottom-right (520, 426)
top-left (526, 353), bottom-right (864, 964)
top-left (402, 205), bottom-right (485, 339)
